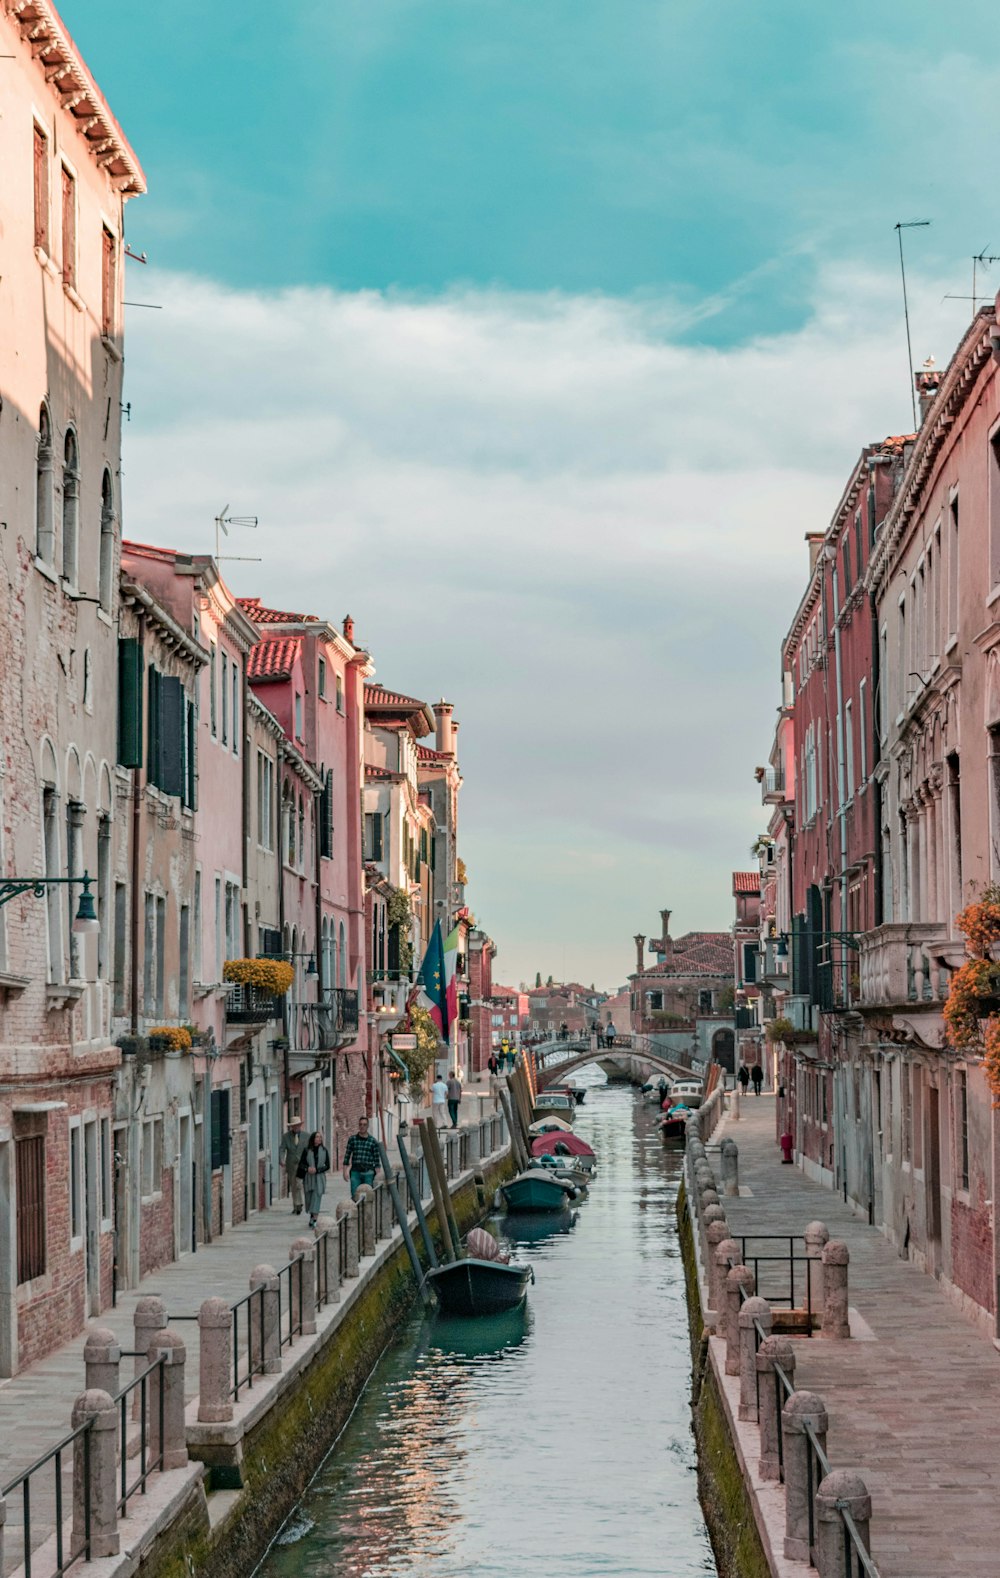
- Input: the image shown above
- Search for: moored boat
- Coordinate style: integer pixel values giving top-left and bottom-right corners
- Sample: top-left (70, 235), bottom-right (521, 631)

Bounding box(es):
top-left (426, 1258), bottom-right (533, 1316)
top-left (660, 1103), bottom-right (690, 1141)
top-left (501, 1168), bottom-right (580, 1213)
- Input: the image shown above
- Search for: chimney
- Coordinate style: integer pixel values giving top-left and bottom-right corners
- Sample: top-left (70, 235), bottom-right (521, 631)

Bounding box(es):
top-left (433, 699), bottom-right (454, 755)
top-left (633, 934), bottom-right (646, 974)
top-left (914, 356), bottom-right (942, 425)
top-left (342, 614), bottom-right (355, 644)
top-left (805, 532), bottom-right (825, 573)
top-left (660, 909), bottom-right (672, 945)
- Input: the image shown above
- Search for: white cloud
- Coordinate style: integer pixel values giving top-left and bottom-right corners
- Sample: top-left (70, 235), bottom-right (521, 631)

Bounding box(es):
top-left (120, 265), bottom-right (971, 987)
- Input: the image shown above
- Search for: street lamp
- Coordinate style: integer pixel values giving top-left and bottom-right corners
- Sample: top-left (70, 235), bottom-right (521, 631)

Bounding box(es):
top-left (0, 871), bottom-right (100, 935)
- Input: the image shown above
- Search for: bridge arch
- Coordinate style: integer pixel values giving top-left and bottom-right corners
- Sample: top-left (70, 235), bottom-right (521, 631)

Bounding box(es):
top-left (537, 1046), bottom-right (696, 1090)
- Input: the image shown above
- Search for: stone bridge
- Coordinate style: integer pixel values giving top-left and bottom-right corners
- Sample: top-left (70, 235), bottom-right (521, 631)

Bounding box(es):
top-left (535, 1039), bottom-right (696, 1091)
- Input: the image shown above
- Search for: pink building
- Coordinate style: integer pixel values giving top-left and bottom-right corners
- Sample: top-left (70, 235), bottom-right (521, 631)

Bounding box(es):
top-left (489, 985), bottom-right (528, 1047)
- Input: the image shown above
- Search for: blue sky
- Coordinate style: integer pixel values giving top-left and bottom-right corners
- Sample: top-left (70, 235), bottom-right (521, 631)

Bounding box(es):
top-left (58, 2), bottom-right (1000, 987)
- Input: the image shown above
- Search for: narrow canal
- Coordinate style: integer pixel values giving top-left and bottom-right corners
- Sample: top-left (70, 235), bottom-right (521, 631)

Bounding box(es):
top-left (260, 1077), bottom-right (717, 1578)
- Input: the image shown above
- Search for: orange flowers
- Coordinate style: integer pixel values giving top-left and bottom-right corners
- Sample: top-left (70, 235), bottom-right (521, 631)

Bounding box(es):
top-left (944, 888), bottom-right (1000, 1105)
top-left (223, 958), bottom-right (295, 996)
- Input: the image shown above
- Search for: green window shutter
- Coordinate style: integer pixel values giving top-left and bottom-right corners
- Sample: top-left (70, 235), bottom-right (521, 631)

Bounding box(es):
top-left (147, 665), bottom-right (161, 781)
top-left (117, 638), bottom-right (144, 767)
top-left (210, 1088), bottom-right (230, 1169)
top-left (319, 770), bottom-right (333, 858)
top-left (157, 677), bottom-right (185, 797)
top-left (184, 699), bottom-right (197, 810)
top-left (373, 812), bottom-right (384, 861)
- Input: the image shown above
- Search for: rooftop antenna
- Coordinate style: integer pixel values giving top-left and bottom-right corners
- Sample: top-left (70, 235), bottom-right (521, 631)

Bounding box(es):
top-left (895, 220), bottom-right (931, 430)
top-left (944, 248), bottom-right (1000, 314)
top-left (214, 505), bottom-right (261, 565)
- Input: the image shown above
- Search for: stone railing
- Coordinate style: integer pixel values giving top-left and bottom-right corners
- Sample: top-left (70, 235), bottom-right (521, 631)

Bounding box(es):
top-left (858, 922), bottom-right (950, 1007)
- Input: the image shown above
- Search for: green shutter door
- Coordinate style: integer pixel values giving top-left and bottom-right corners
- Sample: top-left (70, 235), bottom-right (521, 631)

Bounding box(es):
top-left (117, 638), bottom-right (144, 767)
top-left (157, 676), bottom-right (185, 797)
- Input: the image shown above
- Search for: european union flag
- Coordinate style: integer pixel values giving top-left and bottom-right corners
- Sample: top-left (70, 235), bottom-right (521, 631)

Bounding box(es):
top-left (416, 919), bottom-right (449, 1042)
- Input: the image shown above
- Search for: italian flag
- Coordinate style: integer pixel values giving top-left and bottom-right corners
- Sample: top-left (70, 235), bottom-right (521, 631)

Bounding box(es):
top-left (443, 925), bottom-right (461, 1035)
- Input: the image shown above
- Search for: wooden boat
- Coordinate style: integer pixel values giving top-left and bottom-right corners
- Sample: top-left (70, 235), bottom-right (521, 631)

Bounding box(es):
top-left (501, 1168), bottom-right (580, 1213)
top-left (660, 1104), bottom-right (690, 1141)
top-left (550, 1081), bottom-right (586, 1105)
top-left (425, 1257), bottom-right (533, 1316)
top-left (531, 1092), bottom-right (576, 1122)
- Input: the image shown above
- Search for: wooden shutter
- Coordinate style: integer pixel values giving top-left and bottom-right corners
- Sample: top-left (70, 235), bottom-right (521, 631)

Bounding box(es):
top-left (157, 677), bottom-right (185, 797)
top-left (16, 1136), bottom-right (46, 1283)
top-left (319, 769), bottom-right (334, 858)
top-left (33, 125), bottom-right (49, 251)
top-left (372, 812), bottom-right (384, 861)
top-left (117, 638), bottom-right (144, 767)
top-left (184, 698), bottom-right (197, 809)
top-left (101, 226), bottom-right (116, 338)
top-left (61, 166), bottom-right (75, 288)
top-left (239, 1060), bottom-right (247, 1123)
top-left (210, 1089), bottom-right (230, 1170)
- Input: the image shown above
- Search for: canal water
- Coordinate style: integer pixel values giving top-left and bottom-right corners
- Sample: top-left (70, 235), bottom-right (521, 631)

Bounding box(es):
top-left (260, 1077), bottom-right (717, 1578)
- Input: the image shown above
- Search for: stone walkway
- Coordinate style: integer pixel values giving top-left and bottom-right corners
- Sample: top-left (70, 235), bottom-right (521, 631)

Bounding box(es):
top-left (713, 1096), bottom-right (1000, 1578)
top-left (0, 1081), bottom-right (501, 1576)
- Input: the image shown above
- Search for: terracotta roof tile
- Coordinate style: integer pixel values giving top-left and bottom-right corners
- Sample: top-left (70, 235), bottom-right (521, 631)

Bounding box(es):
top-left (365, 764), bottom-right (396, 781)
top-left (732, 872), bottom-right (759, 894)
top-left (365, 683), bottom-right (428, 711)
top-left (637, 931), bottom-right (733, 978)
top-left (238, 596), bottom-right (318, 625)
top-left (417, 744), bottom-right (450, 762)
top-left (247, 636), bottom-right (302, 681)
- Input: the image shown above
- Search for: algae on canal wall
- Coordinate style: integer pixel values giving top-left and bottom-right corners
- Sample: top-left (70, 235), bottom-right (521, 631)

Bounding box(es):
top-left (677, 1180), bottom-right (771, 1578)
top-left (135, 1155), bottom-right (513, 1578)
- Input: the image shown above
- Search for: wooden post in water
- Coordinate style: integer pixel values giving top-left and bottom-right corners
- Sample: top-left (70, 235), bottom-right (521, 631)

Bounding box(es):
top-left (424, 1117), bottom-right (463, 1259)
top-left (418, 1121), bottom-right (458, 1262)
top-left (499, 1085), bottom-right (528, 1172)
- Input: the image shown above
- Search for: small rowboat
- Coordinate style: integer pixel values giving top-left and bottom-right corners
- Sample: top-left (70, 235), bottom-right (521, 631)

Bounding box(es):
top-left (501, 1168), bottom-right (580, 1213)
top-left (425, 1227), bottom-right (534, 1317)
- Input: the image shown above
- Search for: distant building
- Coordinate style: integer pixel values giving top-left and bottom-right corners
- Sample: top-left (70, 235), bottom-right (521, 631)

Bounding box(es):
top-left (629, 910), bottom-right (735, 1071)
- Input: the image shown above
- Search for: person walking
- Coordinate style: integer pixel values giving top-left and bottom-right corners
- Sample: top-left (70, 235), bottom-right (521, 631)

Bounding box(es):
top-left (279, 1116), bottom-right (307, 1214)
top-left (506, 1045), bottom-right (516, 1072)
top-left (342, 1115), bottom-right (381, 1200)
top-left (431, 1072), bottom-right (449, 1129)
top-left (488, 1051), bottom-right (501, 1078)
top-left (297, 1129), bottom-right (331, 1228)
top-left (737, 1064), bottom-right (750, 1095)
top-left (751, 1063), bottom-right (764, 1097)
top-left (605, 1020), bottom-right (615, 1047)
top-left (446, 1070), bottom-right (463, 1128)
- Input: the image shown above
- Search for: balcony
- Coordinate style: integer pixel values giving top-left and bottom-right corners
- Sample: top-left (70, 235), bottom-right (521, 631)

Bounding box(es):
top-left (759, 764), bottom-right (785, 805)
top-left (225, 982), bottom-right (281, 1024)
top-left (858, 924), bottom-right (952, 1008)
top-left (760, 937), bottom-right (790, 986)
top-left (317, 987), bottom-right (360, 1047)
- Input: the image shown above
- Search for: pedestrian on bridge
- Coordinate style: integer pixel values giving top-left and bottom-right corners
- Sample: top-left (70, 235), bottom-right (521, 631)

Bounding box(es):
top-left (488, 1051), bottom-right (501, 1077)
top-left (605, 1020), bottom-right (615, 1047)
top-left (279, 1116), bottom-right (307, 1214)
top-left (506, 1045), bottom-right (517, 1072)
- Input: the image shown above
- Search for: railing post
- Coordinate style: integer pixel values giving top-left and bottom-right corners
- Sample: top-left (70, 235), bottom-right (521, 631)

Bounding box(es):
top-left (337, 1200), bottom-right (360, 1276)
top-left (0, 1491), bottom-right (5, 1577)
top-left (291, 1237), bottom-right (317, 1335)
top-left (317, 1228), bottom-right (341, 1305)
top-left (724, 1265), bottom-right (755, 1375)
top-left (720, 1138), bottom-right (739, 1198)
top-left (84, 1327), bottom-right (121, 1397)
top-left (711, 1236), bottom-right (740, 1322)
top-left (72, 1389), bottom-right (119, 1558)
top-left (132, 1294), bottom-right (166, 1419)
top-left (354, 1185), bottom-right (376, 1257)
top-left (821, 1240), bottom-right (851, 1338)
top-left (467, 1123), bottom-right (481, 1164)
top-left (197, 1297), bottom-right (234, 1423)
top-left (738, 1297), bottom-right (771, 1421)
top-left (250, 1264), bottom-right (282, 1373)
top-left (151, 1329), bottom-right (188, 1469)
top-left (756, 1336), bottom-right (795, 1480)
top-left (804, 1219), bottom-right (829, 1261)
top-left (703, 1202), bottom-right (726, 1232)
top-left (782, 1391), bottom-right (829, 1561)
top-left (815, 1470), bottom-right (872, 1578)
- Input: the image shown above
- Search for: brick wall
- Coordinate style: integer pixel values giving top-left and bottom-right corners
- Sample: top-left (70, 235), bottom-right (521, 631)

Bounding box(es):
top-left (950, 1196), bottom-right (995, 1314)
top-left (139, 1168), bottom-right (175, 1280)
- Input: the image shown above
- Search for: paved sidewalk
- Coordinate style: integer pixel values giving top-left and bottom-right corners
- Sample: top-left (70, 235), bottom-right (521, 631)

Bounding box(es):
top-left (713, 1096), bottom-right (1000, 1578)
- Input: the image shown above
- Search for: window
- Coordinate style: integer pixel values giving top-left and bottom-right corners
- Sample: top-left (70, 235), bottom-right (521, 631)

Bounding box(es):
top-left (210, 1088), bottom-right (231, 1170)
top-left (339, 921), bottom-right (347, 987)
top-left (36, 406), bottom-right (55, 565)
top-left (221, 652), bottom-right (229, 746)
top-left (948, 491), bottom-right (959, 643)
top-left (742, 942), bottom-right (757, 984)
top-left (33, 123), bottom-right (49, 251)
top-left (101, 225), bottom-right (117, 339)
top-left (113, 881), bottom-right (127, 1014)
top-left (842, 534), bottom-right (852, 596)
top-left (60, 429), bottom-right (80, 585)
top-left (318, 657), bottom-right (327, 698)
top-left (698, 989), bottom-right (713, 1013)
top-left (257, 751), bottom-right (274, 849)
top-left (70, 1121), bottom-right (82, 1243)
top-left (97, 813), bottom-right (111, 982)
top-left (225, 880), bottom-right (240, 960)
top-left (100, 1118), bottom-right (112, 1226)
top-left (143, 893), bottom-right (156, 1013)
top-left (858, 679), bottom-right (868, 784)
top-left (183, 696), bottom-right (197, 810)
top-left (16, 1134), bottom-right (46, 1283)
top-left (209, 645), bottom-right (217, 736)
top-left (956, 1069), bottom-right (970, 1191)
top-left (146, 666), bottom-right (186, 796)
top-left (60, 165), bottom-right (76, 289)
top-left (66, 800), bottom-right (83, 982)
top-left (336, 673), bottom-right (344, 714)
top-left (320, 767), bottom-right (334, 858)
top-left (155, 895), bottom-right (165, 1016)
top-left (897, 596), bottom-right (906, 714)
top-left (141, 1117), bottom-right (163, 1198)
top-left (232, 664), bottom-right (239, 756)
top-left (844, 698), bottom-right (855, 800)
top-left (297, 796), bottom-right (305, 871)
top-left (854, 509), bottom-right (864, 581)
top-left (294, 692), bottom-right (303, 739)
top-left (215, 876), bottom-right (222, 979)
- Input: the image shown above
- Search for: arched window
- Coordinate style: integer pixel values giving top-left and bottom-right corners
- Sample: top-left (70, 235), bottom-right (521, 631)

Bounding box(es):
top-left (339, 921), bottom-right (347, 988)
top-left (36, 405), bottom-right (55, 564)
top-left (61, 428), bottom-right (79, 584)
top-left (99, 469), bottom-right (115, 611)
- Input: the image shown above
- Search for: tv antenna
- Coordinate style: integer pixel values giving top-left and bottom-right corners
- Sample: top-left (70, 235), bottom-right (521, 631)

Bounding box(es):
top-left (895, 220), bottom-right (931, 430)
top-left (214, 505), bottom-right (261, 564)
top-left (944, 248), bottom-right (1000, 314)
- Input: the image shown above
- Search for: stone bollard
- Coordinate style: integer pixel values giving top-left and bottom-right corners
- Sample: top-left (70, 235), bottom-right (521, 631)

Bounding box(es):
top-left (354, 1184), bottom-right (376, 1258)
top-left (815, 1470), bottom-right (872, 1578)
top-left (804, 1219), bottom-right (829, 1259)
top-left (821, 1240), bottom-right (851, 1338)
top-left (720, 1138), bottom-right (740, 1197)
top-left (150, 1329), bottom-right (188, 1469)
top-left (315, 1219), bottom-right (341, 1305)
top-left (84, 1327), bottom-right (121, 1397)
top-left (724, 1265), bottom-right (755, 1375)
top-left (132, 1294), bottom-right (166, 1420)
top-left (704, 1221), bottom-right (730, 1312)
top-left (290, 1237), bottom-right (318, 1336)
top-left (711, 1237), bottom-right (741, 1321)
top-left (249, 1264), bottom-right (282, 1374)
top-left (757, 1336), bottom-right (796, 1480)
top-left (782, 1391), bottom-right (829, 1560)
top-left (700, 1186), bottom-right (721, 1210)
top-left (337, 1200), bottom-right (360, 1277)
top-left (738, 1296), bottom-right (771, 1421)
top-left (198, 1297), bottom-right (234, 1423)
top-left (72, 1389), bottom-right (119, 1557)
top-left (703, 1203), bottom-right (727, 1232)
top-left (467, 1124), bottom-right (481, 1164)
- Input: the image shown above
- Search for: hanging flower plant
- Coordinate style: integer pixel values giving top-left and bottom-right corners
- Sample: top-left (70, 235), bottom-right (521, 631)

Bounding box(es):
top-left (224, 958), bottom-right (295, 996)
top-left (147, 1025), bottom-right (192, 1051)
top-left (955, 886), bottom-right (1000, 958)
top-left (944, 886), bottom-right (1000, 1105)
top-left (943, 960), bottom-right (1000, 1051)
top-left (396, 1004), bottom-right (439, 1094)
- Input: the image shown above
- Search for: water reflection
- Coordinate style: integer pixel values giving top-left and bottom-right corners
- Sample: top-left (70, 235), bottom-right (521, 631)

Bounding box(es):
top-left (261, 1080), bottom-right (717, 1578)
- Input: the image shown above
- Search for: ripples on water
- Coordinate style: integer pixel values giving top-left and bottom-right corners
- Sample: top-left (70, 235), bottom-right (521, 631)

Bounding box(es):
top-left (260, 1079), bottom-right (718, 1578)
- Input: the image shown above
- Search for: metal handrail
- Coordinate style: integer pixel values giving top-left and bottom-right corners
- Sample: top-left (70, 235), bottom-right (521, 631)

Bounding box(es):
top-left (229, 1282), bottom-right (267, 1399)
top-left (113, 1357), bottom-right (165, 1514)
top-left (1, 1419), bottom-right (93, 1578)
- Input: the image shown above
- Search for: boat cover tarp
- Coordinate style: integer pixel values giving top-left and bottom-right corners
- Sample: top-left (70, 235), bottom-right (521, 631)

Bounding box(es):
top-left (528, 1117), bottom-right (574, 1135)
top-left (530, 1131), bottom-right (595, 1159)
top-left (466, 1227), bottom-right (509, 1263)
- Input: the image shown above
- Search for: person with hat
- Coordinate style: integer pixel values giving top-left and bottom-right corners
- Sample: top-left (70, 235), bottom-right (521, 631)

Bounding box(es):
top-left (279, 1115), bottom-right (308, 1214)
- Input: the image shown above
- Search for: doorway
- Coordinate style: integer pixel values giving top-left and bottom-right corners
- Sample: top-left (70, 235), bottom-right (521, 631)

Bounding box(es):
top-left (83, 1120), bottom-right (100, 1316)
top-left (247, 1097), bottom-right (259, 1213)
top-left (926, 1085), bottom-right (942, 1264)
top-left (177, 1112), bottom-right (193, 1255)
